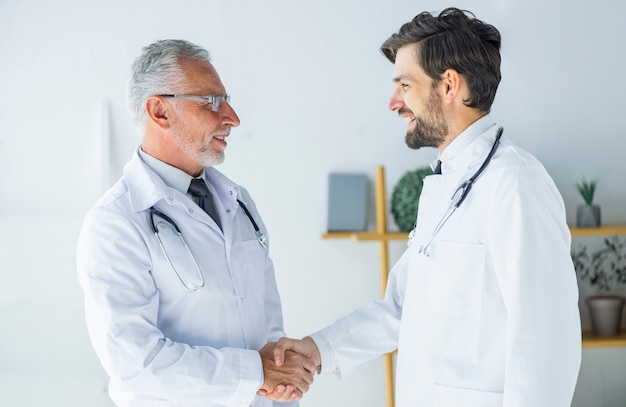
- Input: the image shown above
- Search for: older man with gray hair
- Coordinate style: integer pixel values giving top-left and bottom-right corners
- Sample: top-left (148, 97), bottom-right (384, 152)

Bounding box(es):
top-left (77, 39), bottom-right (314, 406)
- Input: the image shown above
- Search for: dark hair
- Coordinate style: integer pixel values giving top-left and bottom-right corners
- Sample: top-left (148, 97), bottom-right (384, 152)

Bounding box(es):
top-left (381, 8), bottom-right (501, 113)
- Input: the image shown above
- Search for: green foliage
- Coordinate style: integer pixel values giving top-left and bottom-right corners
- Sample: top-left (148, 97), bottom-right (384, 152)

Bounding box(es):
top-left (390, 167), bottom-right (433, 232)
top-left (576, 179), bottom-right (597, 205)
top-left (571, 236), bottom-right (626, 292)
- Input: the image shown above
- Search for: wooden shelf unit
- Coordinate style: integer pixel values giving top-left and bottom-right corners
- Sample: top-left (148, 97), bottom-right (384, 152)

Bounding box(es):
top-left (321, 231), bottom-right (406, 241)
top-left (324, 226), bottom-right (626, 240)
top-left (571, 226), bottom-right (626, 350)
top-left (322, 166), bottom-right (626, 407)
top-left (582, 331), bottom-right (626, 348)
top-left (322, 166), bottom-right (396, 407)
top-left (570, 225), bottom-right (626, 236)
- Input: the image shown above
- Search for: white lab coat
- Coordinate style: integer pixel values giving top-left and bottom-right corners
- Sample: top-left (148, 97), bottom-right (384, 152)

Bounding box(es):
top-left (77, 149), bottom-right (292, 407)
top-left (311, 117), bottom-right (582, 407)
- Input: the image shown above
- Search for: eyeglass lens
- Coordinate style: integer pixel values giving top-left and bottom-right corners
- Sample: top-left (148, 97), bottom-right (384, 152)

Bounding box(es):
top-left (212, 95), bottom-right (231, 112)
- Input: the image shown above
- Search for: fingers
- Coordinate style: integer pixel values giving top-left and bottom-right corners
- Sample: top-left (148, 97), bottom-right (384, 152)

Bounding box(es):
top-left (278, 351), bottom-right (314, 392)
top-left (272, 337), bottom-right (297, 366)
top-left (300, 336), bottom-right (322, 371)
top-left (301, 354), bottom-right (318, 375)
top-left (258, 336), bottom-right (322, 402)
top-left (264, 384), bottom-right (300, 402)
top-left (273, 336), bottom-right (322, 371)
top-left (259, 342), bottom-right (315, 401)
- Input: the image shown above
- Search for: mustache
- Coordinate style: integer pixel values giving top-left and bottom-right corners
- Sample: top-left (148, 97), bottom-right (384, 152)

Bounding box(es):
top-left (398, 107), bottom-right (414, 117)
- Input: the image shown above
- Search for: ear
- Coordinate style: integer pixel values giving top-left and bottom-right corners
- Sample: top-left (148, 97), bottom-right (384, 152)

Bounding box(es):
top-left (440, 68), bottom-right (463, 104)
top-left (145, 96), bottom-right (171, 130)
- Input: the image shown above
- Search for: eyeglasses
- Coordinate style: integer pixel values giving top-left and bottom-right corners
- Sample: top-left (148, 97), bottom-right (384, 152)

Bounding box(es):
top-left (158, 94), bottom-right (231, 112)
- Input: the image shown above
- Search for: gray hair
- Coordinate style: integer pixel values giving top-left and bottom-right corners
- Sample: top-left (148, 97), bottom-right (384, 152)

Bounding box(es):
top-left (126, 39), bottom-right (211, 133)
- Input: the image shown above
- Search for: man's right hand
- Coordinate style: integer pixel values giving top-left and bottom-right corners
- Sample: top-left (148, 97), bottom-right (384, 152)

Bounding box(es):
top-left (272, 336), bottom-right (321, 372)
top-left (258, 341), bottom-right (317, 402)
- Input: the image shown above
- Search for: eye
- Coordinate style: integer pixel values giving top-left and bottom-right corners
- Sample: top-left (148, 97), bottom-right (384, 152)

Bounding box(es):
top-left (199, 101), bottom-right (214, 111)
top-left (400, 83), bottom-right (409, 92)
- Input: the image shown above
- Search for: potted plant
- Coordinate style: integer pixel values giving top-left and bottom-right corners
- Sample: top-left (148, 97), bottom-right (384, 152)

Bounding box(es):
top-left (572, 236), bottom-right (626, 336)
top-left (576, 179), bottom-right (601, 227)
top-left (391, 166), bottom-right (433, 232)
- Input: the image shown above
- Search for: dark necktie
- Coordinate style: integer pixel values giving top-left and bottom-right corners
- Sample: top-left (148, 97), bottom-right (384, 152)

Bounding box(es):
top-left (188, 178), bottom-right (222, 231)
top-left (434, 160), bottom-right (442, 175)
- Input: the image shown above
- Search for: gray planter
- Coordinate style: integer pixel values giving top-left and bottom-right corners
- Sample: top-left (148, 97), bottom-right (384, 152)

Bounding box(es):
top-left (586, 295), bottom-right (625, 336)
top-left (576, 204), bottom-right (601, 228)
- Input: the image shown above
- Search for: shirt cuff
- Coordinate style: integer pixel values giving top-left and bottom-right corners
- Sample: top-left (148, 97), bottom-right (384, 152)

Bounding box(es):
top-left (229, 349), bottom-right (264, 406)
top-left (309, 332), bottom-right (339, 375)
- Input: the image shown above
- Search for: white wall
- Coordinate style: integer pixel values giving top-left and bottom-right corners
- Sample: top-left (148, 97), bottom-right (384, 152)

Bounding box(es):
top-left (1, 0), bottom-right (625, 406)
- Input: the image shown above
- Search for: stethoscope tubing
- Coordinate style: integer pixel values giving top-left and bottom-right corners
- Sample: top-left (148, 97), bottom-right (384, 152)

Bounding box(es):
top-left (237, 199), bottom-right (267, 249)
top-left (150, 207), bottom-right (206, 292)
top-left (149, 199), bottom-right (267, 292)
top-left (414, 127), bottom-right (504, 256)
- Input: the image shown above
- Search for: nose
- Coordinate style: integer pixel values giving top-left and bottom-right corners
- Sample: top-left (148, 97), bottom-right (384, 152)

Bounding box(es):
top-left (388, 87), bottom-right (405, 112)
top-left (221, 101), bottom-right (240, 127)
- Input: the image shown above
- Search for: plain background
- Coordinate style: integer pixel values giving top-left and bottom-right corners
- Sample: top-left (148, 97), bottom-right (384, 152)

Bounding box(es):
top-left (1, 0), bottom-right (625, 406)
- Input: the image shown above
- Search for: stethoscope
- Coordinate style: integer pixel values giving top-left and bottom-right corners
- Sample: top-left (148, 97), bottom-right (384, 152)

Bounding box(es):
top-left (149, 200), bottom-right (267, 293)
top-left (408, 127), bottom-right (503, 256)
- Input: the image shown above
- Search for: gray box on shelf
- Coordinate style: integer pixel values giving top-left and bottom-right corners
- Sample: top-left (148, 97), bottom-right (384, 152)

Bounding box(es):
top-left (327, 173), bottom-right (368, 232)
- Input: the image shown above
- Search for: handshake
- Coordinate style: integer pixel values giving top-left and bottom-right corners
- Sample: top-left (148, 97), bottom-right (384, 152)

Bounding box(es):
top-left (257, 337), bottom-right (321, 402)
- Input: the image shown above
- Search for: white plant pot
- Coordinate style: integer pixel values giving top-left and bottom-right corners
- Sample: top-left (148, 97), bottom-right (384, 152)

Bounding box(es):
top-left (586, 295), bottom-right (625, 336)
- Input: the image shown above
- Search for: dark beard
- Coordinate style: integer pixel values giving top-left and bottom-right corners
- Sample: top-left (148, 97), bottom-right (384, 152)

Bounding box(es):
top-left (405, 117), bottom-right (447, 149)
top-left (403, 88), bottom-right (448, 149)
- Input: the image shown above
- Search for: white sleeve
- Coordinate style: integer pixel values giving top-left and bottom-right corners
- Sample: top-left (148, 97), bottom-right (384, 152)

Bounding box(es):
top-left (77, 206), bottom-right (263, 405)
top-left (309, 250), bottom-right (410, 378)
top-left (489, 166), bottom-right (581, 406)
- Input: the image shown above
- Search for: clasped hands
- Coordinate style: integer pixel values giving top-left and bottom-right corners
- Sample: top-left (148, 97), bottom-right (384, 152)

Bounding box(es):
top-left (258, 337), bottom-right (320, 402)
